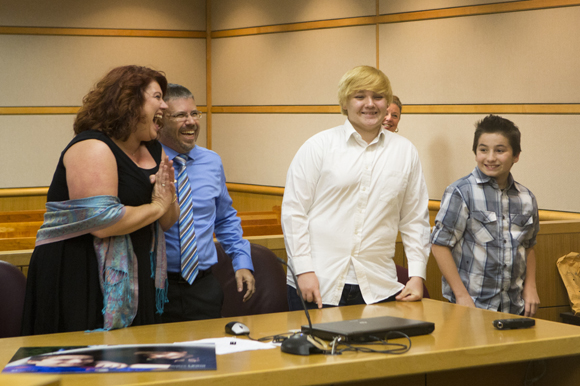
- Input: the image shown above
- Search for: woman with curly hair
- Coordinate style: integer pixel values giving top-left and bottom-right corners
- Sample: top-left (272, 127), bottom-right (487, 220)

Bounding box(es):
top-left (22, 65), bottom-right (179, 335)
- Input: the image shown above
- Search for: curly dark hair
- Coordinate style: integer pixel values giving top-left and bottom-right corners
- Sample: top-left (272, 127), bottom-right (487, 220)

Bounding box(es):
top-left (74, 65), bottom-right (167, 141)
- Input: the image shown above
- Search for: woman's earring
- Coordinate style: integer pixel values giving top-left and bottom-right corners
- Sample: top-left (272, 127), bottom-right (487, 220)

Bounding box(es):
top-left (395, 128), bottom-right (399, 133)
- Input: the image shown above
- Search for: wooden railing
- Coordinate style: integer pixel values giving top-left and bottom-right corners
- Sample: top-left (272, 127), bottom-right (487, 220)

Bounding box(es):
top-left (1, 206), bottom-right (579, 324)
top-left (0, 210), bottom-right (45, 252)
top-left (0, 207), bottom-right (283, 253)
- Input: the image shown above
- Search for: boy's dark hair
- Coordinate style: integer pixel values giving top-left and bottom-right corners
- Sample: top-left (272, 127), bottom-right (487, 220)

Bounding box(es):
top-left (472, 114), bottom-right (521, 156)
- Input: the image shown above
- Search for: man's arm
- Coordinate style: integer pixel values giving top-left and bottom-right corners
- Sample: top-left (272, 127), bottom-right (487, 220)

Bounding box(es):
top-left (522, 247), bottom-right (539, 317)
top-left (214, 163), bottom-right (255, 302)
top-left (431, 244), bottom-right (475, 308)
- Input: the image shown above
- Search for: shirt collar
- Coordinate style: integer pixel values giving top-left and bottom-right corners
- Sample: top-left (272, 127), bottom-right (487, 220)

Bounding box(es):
top-left (342, 118), bottom-right (385, 147)
top-left (161, 143), bottom-right (196, 163)
top-left (472, 167), bottom-right (519, 192)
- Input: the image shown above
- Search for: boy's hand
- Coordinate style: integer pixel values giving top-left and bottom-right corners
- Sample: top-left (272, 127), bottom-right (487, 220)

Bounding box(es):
top-left (522, 284), bottom-right (540, 317)
top-left (297, 272), bottom-right (323, 308)
top-left (455, 293), bottom-right (476, 308)
top-left (396, 276), bottom-right (424, 302)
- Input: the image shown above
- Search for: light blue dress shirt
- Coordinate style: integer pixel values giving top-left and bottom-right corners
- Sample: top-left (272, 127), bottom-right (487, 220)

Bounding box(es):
top-left (161, 144), bottom-right (253, 274)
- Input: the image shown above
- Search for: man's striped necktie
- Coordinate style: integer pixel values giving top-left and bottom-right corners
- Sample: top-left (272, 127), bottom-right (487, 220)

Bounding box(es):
top-left (174, 154), bottom-right (199, 284)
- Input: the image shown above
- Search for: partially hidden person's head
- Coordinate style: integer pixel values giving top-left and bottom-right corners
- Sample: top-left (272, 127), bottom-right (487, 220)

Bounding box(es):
top-left (473, 114), bottom-right (521, 187)
top-left (383, 95), bottom-right (402, 132)
top-left (28, 354), bottom-right (95, 368)
top-left (157, 83), bottom-right (202, 154)
top-left (74, 65), bottom-right (168, 142)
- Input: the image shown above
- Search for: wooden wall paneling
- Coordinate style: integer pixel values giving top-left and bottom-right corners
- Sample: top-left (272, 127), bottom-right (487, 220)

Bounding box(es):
top-left (426, 354), bottom-right (580, 386)
top-left (206, 0), bottom-right (213, 149)
top-left (379, 0), bottom-right (523, 15)
top-left (1, 35), bottom-right (207, 107)
top-left (0, 27), bottom-right (204, 38)
top-left (211, 0), bottom-right (375, 31)
top-left (246, 235), bottom-right (287, 263)
top-left (0, 0), bottom-right (206, 31)
top-left (398, 113), bottom-right (580, 213)
top-left (209, 0), bottom-right (580, 38)
top-left (211, 26), bottom-right (376, 106)
top-left (536, 306), bottom-right (572, 323)
top-left (425, 251), bottom-right (444, 301)
top-left (0, 115), bottom-right (76, 189)
top-left (378, 7), bottom-right (580, 105)
top-left (212, 114), bottom-right (347, 187)
top-left (377, 0), bottom-right (580, 24)
top-left (229, 192), bottom-right (283, 213)
top-left (0, 196), bottom-right (47, 212)
top-left (535, 222), bottom-right (580, 308)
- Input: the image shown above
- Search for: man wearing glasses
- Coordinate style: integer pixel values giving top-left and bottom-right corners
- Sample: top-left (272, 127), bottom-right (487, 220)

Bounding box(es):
top-left (157, 83), bottom-right (255, 322)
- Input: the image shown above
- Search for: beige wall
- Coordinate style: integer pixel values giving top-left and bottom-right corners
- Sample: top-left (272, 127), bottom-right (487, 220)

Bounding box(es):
top-left (0, 0), bottom-right (207, 189)
top-left (209, 0), bottom-right (580, 213)
top-left (2, 0), bottom-right (580, 213)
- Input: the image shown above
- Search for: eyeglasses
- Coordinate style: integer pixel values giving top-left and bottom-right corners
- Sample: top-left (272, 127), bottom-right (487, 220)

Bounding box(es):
top-left (166, 111), bottom-right (203, 121)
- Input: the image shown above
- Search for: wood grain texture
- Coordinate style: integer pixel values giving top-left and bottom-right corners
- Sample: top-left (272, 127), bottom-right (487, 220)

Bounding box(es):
top-left (0, 374), bottom-right (61, 386)
top-left (2, 300), bottom-right (580, 385)
top-left (0, 237), bottom-right (36, 251)
top-left (0, 26), bottom-right (205, 38)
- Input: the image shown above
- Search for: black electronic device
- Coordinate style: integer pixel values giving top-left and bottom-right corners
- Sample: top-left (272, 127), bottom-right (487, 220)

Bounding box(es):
top-left (303, 315), bottom-right (435, 342)
top-left (493, 318), bottom-right (535, 330)
top-left (280, 333), bottom-right (325, 356)
top-left (225, 321), bottom-right (250, 335)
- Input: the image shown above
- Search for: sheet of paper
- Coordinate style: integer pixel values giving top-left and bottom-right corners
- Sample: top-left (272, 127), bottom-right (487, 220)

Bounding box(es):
top-left (179, 337), bottom-right (277, 355)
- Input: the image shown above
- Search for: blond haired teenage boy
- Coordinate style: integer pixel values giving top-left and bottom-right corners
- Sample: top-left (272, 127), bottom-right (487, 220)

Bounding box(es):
top-left (282, 66), bottom-right (430, 310)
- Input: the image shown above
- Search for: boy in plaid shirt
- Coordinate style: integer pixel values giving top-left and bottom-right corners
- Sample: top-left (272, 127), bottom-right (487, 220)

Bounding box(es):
top-left (430, 115), bottom-right (540, 316)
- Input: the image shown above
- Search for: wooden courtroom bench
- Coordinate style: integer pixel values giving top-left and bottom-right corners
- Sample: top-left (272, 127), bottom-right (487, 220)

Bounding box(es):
top-left (0, 210), bottom-right (45, 252)
top-left (237, 206), bottom-right (282, 236)
top-left (0, 207), bottom-right (283, 252)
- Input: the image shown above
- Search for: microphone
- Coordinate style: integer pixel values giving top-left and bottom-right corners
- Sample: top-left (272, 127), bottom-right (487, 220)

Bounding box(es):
top-left (276, 257), bottom-right (328, 355)
top-left (276, 257), bottom-right (313, 334)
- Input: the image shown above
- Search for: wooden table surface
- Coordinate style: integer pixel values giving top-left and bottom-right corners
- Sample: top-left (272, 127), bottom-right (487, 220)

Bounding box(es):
top-left (2, 299), bottom-right (580, 386)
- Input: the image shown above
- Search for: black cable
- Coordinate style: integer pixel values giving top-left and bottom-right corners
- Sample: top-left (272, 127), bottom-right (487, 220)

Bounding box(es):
top-left (333, 332), bottom-right (412, 355)
top-left (256, 332), bottom-right (294, 343)
top-left (276, 257), bottom-right (314, 333)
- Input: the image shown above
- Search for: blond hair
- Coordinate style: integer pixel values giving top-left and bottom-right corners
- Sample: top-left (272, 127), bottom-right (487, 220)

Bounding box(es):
top-left (337, 66), bottom-right (393, 115)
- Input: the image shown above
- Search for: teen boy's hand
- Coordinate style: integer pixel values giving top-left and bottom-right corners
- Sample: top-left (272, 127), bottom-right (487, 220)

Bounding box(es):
top-left (522, 283), bottom-right (540, 317)
top-left (396, 276), bottom-right (424, 302)
top-left (297, 272), bottom-right (323, 308)
top-left (455, 293), bottom-right (476, 308)
top-left (523, 247), bottom-right (540, 317)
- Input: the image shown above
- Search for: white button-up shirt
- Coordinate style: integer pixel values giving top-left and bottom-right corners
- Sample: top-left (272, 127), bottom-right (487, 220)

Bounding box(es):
top-left (282, 119), bottom-right (430, 305)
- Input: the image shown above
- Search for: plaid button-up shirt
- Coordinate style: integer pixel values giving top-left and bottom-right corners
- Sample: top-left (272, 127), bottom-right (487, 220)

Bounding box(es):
top-left (431, 167), bottom-right (539, 314)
